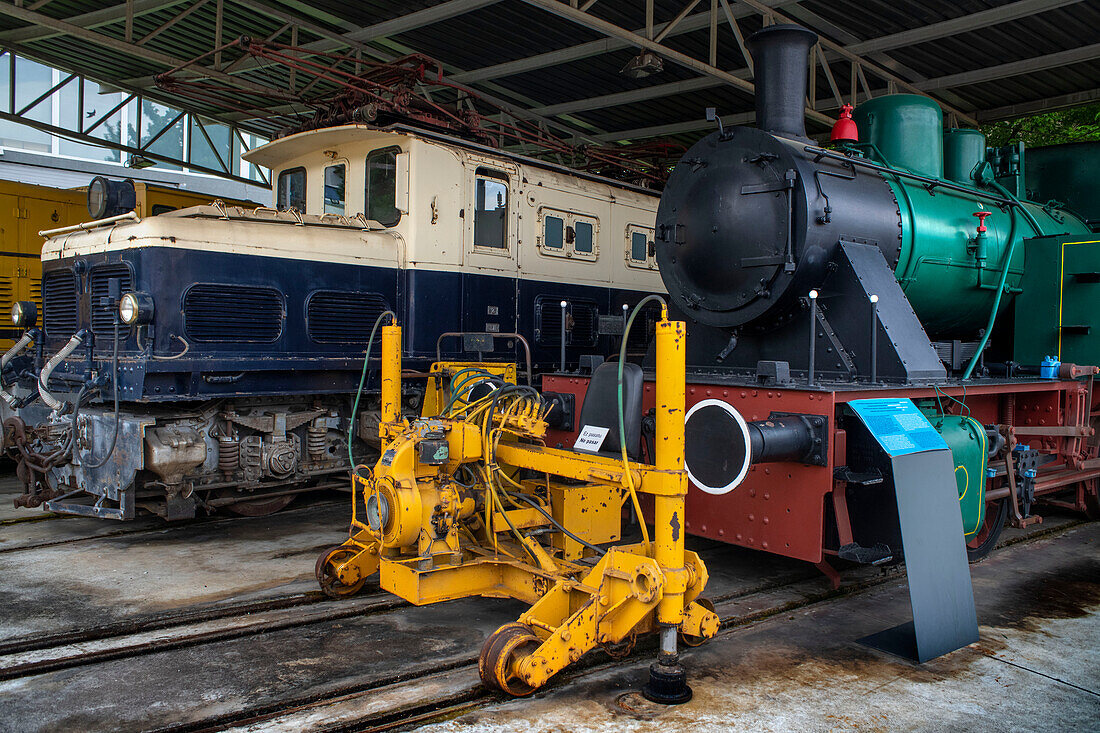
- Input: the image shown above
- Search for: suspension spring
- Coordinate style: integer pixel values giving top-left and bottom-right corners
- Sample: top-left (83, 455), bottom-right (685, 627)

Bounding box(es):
top-left (307, 424), bottom-right (327, 460)
top-left (218, 436), bottom-right (239, 474)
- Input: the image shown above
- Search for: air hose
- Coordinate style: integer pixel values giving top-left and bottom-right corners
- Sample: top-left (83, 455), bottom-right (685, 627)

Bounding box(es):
top-left (617, 294), bottom-right (667, 546)
top-left (348, 310), bottom-right (397, 479)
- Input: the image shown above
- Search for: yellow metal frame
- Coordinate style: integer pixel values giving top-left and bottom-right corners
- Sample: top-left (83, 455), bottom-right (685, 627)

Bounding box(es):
top-left (320, 314), bottom-right (718, 695)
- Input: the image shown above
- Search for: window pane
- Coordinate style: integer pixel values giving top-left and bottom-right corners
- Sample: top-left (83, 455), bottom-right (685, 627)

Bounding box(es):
top-left (277, 168), bottom-right (306, 211)
top-left (544, 215), bottom-right (563, 249)
top-left (631, 231), bottom-right (648, 262)
top-left (366, 149), bottom-right (399, 226)
top-left (474, 174), bottom-right (508, 249)
top-left (574, 221), bottom-right (594, 253)
top-left (324, 163), bottom-right (346, 215)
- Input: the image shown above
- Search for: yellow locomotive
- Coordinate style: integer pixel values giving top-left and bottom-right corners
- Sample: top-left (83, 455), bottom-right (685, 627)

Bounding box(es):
top-left (0, 176), bottom-right (259, 348)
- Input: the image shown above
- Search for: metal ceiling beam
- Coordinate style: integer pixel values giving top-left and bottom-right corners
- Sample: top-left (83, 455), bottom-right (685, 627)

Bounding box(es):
top-left (0, 0), bottom-right (189, 44)
top-left (916, 42), bottom-right (1100, 91)
top-left (518, 0), bottom-right (834, 125)
top-left (975, 87), bottom-right (1100, 122)
top-left (848, 0), bottom-right (1082, 55)
top-left (0, 3), bottom-right (291, 99)
top-left (592, 110), bottom-right (756, 142)
top-left (451, 0), bottom-right (799, 84)
top-left (531, 74), bottom-right (743, 117)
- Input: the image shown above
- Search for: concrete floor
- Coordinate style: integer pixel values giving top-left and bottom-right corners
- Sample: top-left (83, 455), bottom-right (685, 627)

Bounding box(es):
top-left (424, 524), bottom-right (1100, 733)
top-left (0, 470), bottom-right (1097, 732)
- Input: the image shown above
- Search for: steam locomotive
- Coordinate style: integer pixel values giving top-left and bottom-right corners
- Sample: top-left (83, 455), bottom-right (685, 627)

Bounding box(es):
top-left (2, 124), bottom-right (662, 520)
top-left (543, 24), bottom-right (1100, 575)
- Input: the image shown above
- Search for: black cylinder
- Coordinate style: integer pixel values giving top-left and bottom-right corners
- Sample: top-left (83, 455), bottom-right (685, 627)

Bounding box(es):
top-left (747, 416), bottom-right (817, 464)
top-left (745, 24), bottom-right (818, 142)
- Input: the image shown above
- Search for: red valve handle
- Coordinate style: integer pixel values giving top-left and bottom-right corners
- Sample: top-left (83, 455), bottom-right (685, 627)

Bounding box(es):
top-left (973, 210), bottom-right (991, 233)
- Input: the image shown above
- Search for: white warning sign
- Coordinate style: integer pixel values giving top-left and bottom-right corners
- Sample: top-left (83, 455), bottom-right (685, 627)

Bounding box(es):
top-left (573, 425), bottom-right (610, 452)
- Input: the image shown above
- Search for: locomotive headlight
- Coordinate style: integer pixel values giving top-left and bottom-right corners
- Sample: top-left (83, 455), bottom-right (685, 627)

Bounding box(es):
top-left (10, 301), bottom-right (36, 328)
top-left (119, 292), bottom-right (154, 325)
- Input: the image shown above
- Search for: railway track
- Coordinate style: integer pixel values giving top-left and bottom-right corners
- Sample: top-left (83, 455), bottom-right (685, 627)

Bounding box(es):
top-left (1, 517), bottom-right (1084, 733)
top-left (0, 496), bottom-right (347, 555)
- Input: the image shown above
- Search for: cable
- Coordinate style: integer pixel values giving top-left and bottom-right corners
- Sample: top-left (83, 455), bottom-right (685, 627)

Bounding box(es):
top-left (348, 309), bottom-right (397, 481)
top-left (506, 490), bottom-right (607, 556)
top-left (617, 295), bottom-right (667, 546)
top-left (84, 317), bottom-right (121, 469)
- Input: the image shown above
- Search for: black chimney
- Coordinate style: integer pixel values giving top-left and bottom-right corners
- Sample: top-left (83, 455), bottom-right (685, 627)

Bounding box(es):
top-left (745, 24), bottom-right (818, 142)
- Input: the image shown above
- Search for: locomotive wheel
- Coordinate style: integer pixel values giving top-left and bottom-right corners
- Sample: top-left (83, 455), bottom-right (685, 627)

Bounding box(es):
top-left (479, 623), bottom-right (541, 697)
top-left (316, 546), bottom-right (367, 598)
top-left (216, 488), bottom-right (295, 517)
top-left (679, 597), bottom-right (717, 647)
top-left (966, 499), bottom-right (1008, 563)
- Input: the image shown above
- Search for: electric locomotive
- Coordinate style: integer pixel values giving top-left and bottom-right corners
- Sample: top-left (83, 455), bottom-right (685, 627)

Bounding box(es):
top-left (542, 24), bottom-right (1100, 577)
top-left (2, 123), bottom-right (662, 519)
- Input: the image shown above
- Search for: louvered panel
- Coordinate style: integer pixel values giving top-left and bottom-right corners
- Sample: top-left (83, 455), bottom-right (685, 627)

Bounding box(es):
top-left (535, 296), bottom-right (598, 347)
top-left (569, 301), bottom-right (598, 348)
top-left (42, 269), bottom-right (78, 337)
top-left (307, 290), bottom-right (391, 344)
top-left (184, 284), bottom-right (284, 343)
top-left (89, 265), bottom-right (134, 338)
top-left (0, 276), bottom-right (14, 316)
top-left (28, 277), bottom-right (41, 309)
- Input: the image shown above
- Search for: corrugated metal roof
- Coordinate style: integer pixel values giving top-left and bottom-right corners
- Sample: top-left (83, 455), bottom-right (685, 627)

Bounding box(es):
top-left (0, 0), bottom-right (1095, 150)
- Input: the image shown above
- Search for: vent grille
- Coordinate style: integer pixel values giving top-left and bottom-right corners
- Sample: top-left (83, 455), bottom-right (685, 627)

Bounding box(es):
top-left (89, 264), bottom-right (133, 338)
top-left (626, 305), bottom-right (660, 351)
top-left (307, 290), bottom-right (392, 344)
top-left (42, 269), bottom-right (78, 337)
top-left (29, 277), bottom-right (41, 309)
top-left (184, 284), bottom-right (284, 343)
top-left (535, 296), bottom-right (598, 347)
top-left (0, 276), bottom-right (13, 316)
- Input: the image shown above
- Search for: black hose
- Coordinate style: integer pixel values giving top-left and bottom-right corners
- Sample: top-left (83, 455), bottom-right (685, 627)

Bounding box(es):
top-left (84, 317), bottom-right (121, 469)
top-left (505, 490), bottom-right (607, 556)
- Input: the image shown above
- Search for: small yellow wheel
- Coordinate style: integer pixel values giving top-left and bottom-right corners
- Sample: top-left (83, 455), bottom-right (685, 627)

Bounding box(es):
top-left (478, 623), bottom-right (541, 697)
top-left (315, 545), bottom-right (367, 599)
top-left (680, 597), bottom-right (717, 647)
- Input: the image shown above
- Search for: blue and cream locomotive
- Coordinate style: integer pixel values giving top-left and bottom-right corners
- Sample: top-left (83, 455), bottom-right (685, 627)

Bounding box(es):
top-left (2, 124), bottom-right (662, 519)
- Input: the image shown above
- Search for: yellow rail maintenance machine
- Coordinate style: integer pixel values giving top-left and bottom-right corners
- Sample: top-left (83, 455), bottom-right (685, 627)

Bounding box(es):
top-left (316, 310), bottom-right (718, 702)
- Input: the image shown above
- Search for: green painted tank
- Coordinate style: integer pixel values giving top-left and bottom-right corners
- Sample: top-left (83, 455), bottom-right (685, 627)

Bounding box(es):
top-left (943, 128), bottom-right (986, 185)
top-left (852, 94), bottom-right (944, 177)
top-left (918, 408), bottom-right (988, 536)
top-left (852, 96), bottom-right (1092, 337)
top-left (1026, 141), bottom-right (1100, 230)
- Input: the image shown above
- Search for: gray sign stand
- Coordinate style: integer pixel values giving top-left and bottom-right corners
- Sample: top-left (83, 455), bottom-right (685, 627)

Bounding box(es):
top-left (849, 401), bottom-right (979, 662)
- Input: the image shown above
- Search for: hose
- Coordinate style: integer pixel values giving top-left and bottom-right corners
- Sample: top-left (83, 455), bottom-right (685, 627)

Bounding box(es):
top-left (961, 182), bottom-right (1045, 379)
top-left (617, 295), bottom-right (667, 546)
top-left (39, 332), bottom-right (86, 413)
top-left (506, 490), bottom-right (607, 556)
top-left (348, 310), bottom-right (397, 479)
top-left (0, 332), bottom-right (34, 408)
top-left (83, 317), bottom-right (121, 470)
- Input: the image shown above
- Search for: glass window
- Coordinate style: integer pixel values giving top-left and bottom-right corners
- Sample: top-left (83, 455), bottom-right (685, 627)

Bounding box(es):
top-left (366, 147), bottom-right (400, 226)
top-left (324, 163), bottom-right (346, 215)
top-left (544, 215), bottom-right (564, 249)
top-left (474, 170), bottom-right (508, 249)
top-left (574, 221), bottom-right (594, 254)
top-left (277, 167), bottom-right (306, 211)
top-left (631, 231), bottom-right (648, 262)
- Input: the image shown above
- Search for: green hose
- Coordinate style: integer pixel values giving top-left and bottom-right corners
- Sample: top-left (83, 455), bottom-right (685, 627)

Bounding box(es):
top-left (348, 310), bottom-right (396, 477)
top-left (961, 183), bottom-right (1045, 379)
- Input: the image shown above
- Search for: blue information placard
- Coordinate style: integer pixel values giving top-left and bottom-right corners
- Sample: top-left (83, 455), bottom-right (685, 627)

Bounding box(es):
top-left (847, 398), bottom-right (948, 457)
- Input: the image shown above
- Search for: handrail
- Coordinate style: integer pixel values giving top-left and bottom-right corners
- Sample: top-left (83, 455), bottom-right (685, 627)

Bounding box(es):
top-left (435, 332), bottom-right (533, 385)
top-left (40, 211), bottom-right (139, 238)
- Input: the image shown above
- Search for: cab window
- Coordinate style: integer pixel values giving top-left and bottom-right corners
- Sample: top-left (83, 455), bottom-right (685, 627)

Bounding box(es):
top-left (474, 169), bottom-right (508, 249)
top-left (324, 163), bottom-right (346, 215)
top-left (277, 167), bottom-right (306, 211)
top-left (626, 224), bottom-right (657, 270)
top-left (574, 221), bottom-right (594, 254)
top-left (543, 214), bottom-right (564, 250)
top-left (366, 147), bottom-right (400, 226)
